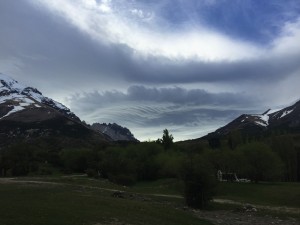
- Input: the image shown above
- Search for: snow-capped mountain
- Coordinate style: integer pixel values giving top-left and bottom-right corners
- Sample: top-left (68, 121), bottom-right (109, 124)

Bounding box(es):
top-left (0, 74), bottom-right (108, 147)
top-left (0, 73), bottom-right (79, 121)
top-left (205, 99), bottom-right (300, 138)
top-left (91, 123), bottom-right (138, 142)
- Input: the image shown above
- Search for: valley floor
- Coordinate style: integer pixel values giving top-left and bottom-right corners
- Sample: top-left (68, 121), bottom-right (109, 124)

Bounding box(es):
top-left (0, 176), bottom-right (299, 225)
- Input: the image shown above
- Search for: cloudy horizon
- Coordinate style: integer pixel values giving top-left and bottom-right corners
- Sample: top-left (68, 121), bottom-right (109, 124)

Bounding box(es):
top-left (1, 0), bottom-right (300, 141)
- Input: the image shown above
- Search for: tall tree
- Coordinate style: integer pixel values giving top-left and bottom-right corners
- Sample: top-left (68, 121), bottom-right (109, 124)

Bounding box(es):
top-left (161, 129), bottom-right (174, 150)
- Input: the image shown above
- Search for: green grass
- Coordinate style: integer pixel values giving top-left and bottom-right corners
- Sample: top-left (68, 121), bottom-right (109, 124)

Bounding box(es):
top-left (20, 175), bottom-right (126, 191)
top-left (1, 176), bottom-right (299, 224)
top-left (0, 178), bottom-right (211, 225)
top-left (131, 178), bottom-right (184, 196)
top-left (215, 182), bottom-right (300, 208)
top-left (133, 179), bottom-right (300, 220)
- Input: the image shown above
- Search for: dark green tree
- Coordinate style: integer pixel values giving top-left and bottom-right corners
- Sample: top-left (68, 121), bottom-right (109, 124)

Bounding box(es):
top-left (239, 142), bottom-right (283, 183)
top-left (180, 155), bottom-right (217, 209)
top-left (160, 129), bottom-right (174, 150)
top-left (0, 144), bottom-right (40, 176)
top-left (228, 130), bottom-right (243, 150)
top-left (271, 135), bottom-right (297, 181)
top-left (60, 148), bottom-right (95, 173)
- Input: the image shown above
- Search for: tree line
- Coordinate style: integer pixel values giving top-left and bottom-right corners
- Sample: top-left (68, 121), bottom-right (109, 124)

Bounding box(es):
top-left (0, 129), bottom-right (298, 208)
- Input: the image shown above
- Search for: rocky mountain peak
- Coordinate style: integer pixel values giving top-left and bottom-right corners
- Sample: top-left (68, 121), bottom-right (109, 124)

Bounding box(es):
top-left (91, 122), bottom-right (138, 142)
top-left (0, 73), bottom-right (109, 147)
top-left (0, 73), bottom-right (80, 122)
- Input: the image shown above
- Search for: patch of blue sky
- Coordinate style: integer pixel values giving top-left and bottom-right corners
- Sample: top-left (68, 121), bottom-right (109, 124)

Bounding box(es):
top-left (153, 0), bottom-right (300, 44)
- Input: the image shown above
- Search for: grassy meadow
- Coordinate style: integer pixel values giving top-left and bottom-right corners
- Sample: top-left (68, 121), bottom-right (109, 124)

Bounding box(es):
top-left (0, 176), bottom-right (210, 225)
top-left (0, 176), bottom-right (299, 225)
top-left (215, 182), bottom-right (300, 208)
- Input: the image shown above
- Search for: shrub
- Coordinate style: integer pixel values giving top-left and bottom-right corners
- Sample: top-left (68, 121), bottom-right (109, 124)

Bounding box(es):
top-left (180, 155), bottom-right (217, 209)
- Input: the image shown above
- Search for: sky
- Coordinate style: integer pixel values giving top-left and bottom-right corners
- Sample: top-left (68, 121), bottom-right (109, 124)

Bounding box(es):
top-left (0, 0), bottom-right (300, 141)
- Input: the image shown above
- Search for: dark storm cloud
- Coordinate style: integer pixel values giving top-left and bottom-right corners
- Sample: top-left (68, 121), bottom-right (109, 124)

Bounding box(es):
top-left (121, 53), bottom-right (300, 84)
top-left (67, 85), bottom-right (261, 140)
top-left (68, 85), bottom-right (258, 108)
top-left (0, 1), bottom-right (142, 96)
top-left (67, 85), bottom-right (259, 125)
top-left (127, 86), bottom-right (255, 106)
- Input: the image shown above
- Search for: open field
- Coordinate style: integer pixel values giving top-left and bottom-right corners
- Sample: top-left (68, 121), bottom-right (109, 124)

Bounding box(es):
top-left (0, 176), bottom-right (299, 225)
top-left (0, 176), bottom-right (210, 225)
top-left (131, 178), bottom-right (300, 208)
top-left (215, 182), bottom-right (300, 208)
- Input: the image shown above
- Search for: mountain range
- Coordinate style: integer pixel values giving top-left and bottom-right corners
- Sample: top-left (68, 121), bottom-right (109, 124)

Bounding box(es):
top-left (0, 74), bottom-right (137, 147)
top-left (1, 73), bottom-right (300, 147)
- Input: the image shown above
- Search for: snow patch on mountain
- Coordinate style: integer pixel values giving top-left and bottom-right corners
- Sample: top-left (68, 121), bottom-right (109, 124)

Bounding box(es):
top-left (0, 73), bottom-right (79, 121)
top-left (254, 121), bottom-right (268, 127)
top-left (0, 73), bottom-right (25, 92)
top-left (0, 105), bottom-right (25, 119)
top-left (250, 113), bottom-right (269, 127)
top-left (280, 109), bottom-right (294, 118)
top-left (257, 114), bottom-right (269, 126)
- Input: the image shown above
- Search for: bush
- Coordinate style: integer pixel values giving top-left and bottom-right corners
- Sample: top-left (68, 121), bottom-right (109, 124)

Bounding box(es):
top-left (180, 155), bottom-right (217, 209)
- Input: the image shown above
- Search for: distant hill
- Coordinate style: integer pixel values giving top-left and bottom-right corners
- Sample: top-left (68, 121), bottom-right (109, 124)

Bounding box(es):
top-left (207, 100), bottom-right (300, 136)
top-left (199, 99), bottom-right (300, 147)
top-left (0, 73), bottom-right (109, 148)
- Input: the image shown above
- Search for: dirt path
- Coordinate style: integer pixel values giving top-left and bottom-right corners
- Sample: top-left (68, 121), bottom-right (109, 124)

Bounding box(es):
top-left (194, 210), bottom-right (299, 225)
top-left (213, 199), bottom-right (300, 215)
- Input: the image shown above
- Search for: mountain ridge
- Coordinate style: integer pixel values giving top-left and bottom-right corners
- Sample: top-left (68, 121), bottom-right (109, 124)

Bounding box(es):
top-left (0, 73), bottom-right (110, 147)
top-left (0, 73), bottom-right (80, 122)
top-left (0, 74), bottom-right (138, 146)
top-left (202, 99), bottom-right (300, 141)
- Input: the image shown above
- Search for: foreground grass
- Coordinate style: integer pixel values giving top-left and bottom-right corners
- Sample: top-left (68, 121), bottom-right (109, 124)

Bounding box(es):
top-left (0, 178), bottom-right (210, 225)
top-left (215, 182), bottom-right (300, 208)
top-left (130, 178), bottom-right (300, 220)
top-left (1, 176), bottom-right (299, 224)
top-left (130, 178), bottom-right (300, 208)
top-left (131, 179), bottom-right (184, 196)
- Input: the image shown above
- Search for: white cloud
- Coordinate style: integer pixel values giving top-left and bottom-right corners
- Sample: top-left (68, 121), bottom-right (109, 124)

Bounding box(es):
top-left (29, 0), bottom-right (265, 61)
top-left (30, 0), bottom-right (300, 62)
top-left (271, 18), bottom-right (300, 55)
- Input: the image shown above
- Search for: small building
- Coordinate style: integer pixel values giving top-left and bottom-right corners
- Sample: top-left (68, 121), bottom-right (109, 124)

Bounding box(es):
top-left (217, 170), bottom-right (250, 182)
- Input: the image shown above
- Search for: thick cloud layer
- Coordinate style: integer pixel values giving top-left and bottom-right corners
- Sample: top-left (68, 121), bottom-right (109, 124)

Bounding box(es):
top-left (0, 0), bottom-right (300, 140)
top-left (66, 86), bottom-right (261, 140)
